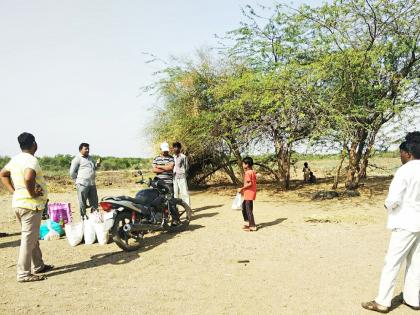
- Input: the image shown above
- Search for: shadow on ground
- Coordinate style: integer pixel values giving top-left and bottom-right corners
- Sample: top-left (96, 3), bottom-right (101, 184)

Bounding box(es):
top-left (193, 205), bottom-right (224, 212)
top-left (46, 224), bottom-right (204, 278)
top-left (257, 218), bottom-right (287, 230)
top-left (192, 212), bottom-right (218, 221)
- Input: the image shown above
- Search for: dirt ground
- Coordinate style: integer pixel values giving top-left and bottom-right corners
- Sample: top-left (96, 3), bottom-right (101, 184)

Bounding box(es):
top-left (0, 179), bottom-right (418, 315)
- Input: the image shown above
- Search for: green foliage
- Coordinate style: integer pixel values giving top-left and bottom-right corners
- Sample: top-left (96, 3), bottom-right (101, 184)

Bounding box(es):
top-left (147, 0), bottom-right (419, 188)
top-left (0, 155), bottom-right (151, 175)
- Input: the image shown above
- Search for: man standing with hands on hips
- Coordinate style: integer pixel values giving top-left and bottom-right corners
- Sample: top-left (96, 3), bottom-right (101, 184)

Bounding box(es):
top-left (0, 132), bottom-right (54, 282)
top-left (70, 143), bottom-right (101, 219)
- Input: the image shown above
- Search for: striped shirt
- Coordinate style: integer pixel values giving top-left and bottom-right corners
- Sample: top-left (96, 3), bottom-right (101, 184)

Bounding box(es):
top-left (152, 155), bottom-right (175, 185)
top-left (4, 152), bottom-right (48, 210)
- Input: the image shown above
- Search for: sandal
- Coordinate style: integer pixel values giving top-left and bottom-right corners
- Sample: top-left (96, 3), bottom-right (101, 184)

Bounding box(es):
top-left (18, 274), bottom-right (46, 283)
top-left (242, 225), bottom-right (249, 229)
top-left (243, 226), bottom-right (257, 232)
top-left (34, 264), bottom-right (54, 274)
top-left (361, 301), bottom-right (389, 313)
top-left (403, 300), bottom-right (420, 310)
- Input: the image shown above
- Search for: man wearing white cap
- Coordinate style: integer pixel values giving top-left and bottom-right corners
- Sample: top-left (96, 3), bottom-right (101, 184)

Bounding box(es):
top-left (152, 142), bottom-right (180, 224)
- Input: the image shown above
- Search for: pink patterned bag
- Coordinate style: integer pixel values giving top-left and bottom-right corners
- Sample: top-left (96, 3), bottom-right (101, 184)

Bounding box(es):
top-left (48, 202), bottom-right (72, 224)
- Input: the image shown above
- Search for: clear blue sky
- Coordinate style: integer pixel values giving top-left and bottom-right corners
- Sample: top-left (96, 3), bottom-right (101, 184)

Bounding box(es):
top-left (0, 0), bottom-right (323, 158)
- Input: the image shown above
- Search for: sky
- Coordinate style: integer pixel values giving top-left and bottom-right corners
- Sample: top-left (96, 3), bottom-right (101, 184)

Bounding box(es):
top-left (0, 0), bottom-right (324, 158)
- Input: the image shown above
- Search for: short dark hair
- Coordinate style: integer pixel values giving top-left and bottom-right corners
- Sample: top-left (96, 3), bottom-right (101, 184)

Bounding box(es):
top-left (399, 141), bottom-right (409, 153)
top-left (18, 132), bottom-right (35, 150)
top-left (405, 131), bottom-right (420, 144)
top-left (304, 162), bottom-right (308, 167)
top-left (172, 142), bottom-right (182, 149)
top-left (407, 141), bottom-right (420, 159)
top-left (79, 143), bottom-right (89, 151)
top-left (242, 156), bottom-right (254, 167)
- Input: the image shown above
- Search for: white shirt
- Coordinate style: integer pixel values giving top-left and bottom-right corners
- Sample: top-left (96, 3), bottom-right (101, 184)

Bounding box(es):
top-left (4, 153), bottom-right (48, 210)
top-left (385, 160), bottom-right (420, 232)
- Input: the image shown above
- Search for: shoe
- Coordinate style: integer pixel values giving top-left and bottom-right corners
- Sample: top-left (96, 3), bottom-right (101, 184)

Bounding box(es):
top-left (361, 301), bottom-right (389, 313)
top-left (403, 300), bottom-right (420, 310)
top-left (18, 274), bottom-right (46, 283)
top-left (34, 264), bottom-right (54, 274)
top-left (171, 220), bottom-right (181, 227)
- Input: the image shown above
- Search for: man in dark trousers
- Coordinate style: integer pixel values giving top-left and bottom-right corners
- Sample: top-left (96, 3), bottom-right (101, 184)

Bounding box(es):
top-left (70, 143), bottom-right (101, 219)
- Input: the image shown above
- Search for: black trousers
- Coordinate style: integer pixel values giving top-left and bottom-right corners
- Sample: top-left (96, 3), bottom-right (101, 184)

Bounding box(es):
top-left (168, 184), bottom-right (180, 221)
top-left (242, 200), bottom-right (255, 227)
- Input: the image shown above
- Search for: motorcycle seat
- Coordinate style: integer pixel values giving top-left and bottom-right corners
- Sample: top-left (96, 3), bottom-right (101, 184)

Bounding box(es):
top-left (113, 195), bottom-right (143, 204)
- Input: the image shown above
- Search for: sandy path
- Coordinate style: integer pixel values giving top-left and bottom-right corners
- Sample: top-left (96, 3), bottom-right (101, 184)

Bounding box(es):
top-left (0, 186), bottom-right (417, 315)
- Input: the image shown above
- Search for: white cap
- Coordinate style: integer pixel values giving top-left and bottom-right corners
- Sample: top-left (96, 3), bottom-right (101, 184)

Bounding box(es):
top-left (160, 142), bottom-right (170, 152)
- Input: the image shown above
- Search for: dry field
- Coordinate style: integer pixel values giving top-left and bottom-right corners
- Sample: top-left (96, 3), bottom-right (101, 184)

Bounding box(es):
top-left (1, 156), bottom-right (418, 314)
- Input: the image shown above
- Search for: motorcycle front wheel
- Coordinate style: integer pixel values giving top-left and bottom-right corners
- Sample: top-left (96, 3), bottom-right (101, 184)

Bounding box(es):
top-left (112, 211), bottom-right (143, 252)
top-left (169, 199), bottom-right (192, 232)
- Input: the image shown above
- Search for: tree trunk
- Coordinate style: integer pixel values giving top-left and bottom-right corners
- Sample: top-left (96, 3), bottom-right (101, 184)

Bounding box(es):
top-left (345, 141), bottom-right (359, 189)
top-left (274, 137), bottom-right (291, 190)
top-left (357, 129), bottom-right (379, 183)
top-left (332, 143), bottom-right (347, 190)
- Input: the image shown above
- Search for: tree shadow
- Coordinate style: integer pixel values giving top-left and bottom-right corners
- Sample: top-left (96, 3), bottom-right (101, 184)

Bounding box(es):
top-left (46, 224), bottom-right (204, 278)
top-left (192, 212), bottom-right (218, 221)
top-left (193, 205), bottom-right (224, 212)
top-left (257, 218), bottom-right (287, 230)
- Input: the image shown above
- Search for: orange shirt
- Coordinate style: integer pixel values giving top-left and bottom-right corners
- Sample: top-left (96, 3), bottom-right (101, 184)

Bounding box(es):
top-left (243, 169), bottom-right (257, 201)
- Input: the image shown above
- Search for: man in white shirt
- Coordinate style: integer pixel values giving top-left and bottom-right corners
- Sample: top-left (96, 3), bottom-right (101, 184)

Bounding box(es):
top-left (362, 136), bottom-right (420, 313)
top-left (172, 142), bottom-right (190, 207)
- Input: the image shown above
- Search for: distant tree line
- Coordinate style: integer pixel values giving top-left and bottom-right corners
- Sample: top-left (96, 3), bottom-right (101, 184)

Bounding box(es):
top-left (0, 155), bottom-right (152, 173)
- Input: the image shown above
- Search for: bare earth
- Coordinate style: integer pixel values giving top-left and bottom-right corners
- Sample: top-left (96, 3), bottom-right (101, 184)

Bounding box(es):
top-left (0, 181), bottom-right (418, 315)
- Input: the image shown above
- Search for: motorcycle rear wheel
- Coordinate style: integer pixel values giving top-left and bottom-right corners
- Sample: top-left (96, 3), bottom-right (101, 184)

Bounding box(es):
top-left (112, 211), bottom-right (143, 251)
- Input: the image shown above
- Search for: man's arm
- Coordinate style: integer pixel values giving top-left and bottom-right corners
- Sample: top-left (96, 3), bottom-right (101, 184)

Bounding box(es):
top-left (0, 168), bottom-right (15, 194)
top-left (24, 168), bottom-right (43, 198)
top-left (69, 157), bottom-right (79, 180)
top-left (384, 168), bottom-right (407, 211)
top-left (157, 162), bottom-right (174, 172)
top-left (184, 155), bottom-right (189, 173)
top-left (153, 166), bottom-right (165, 174)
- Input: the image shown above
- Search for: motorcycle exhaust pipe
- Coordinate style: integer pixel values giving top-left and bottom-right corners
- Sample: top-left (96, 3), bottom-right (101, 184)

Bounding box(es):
top-left (123, 222), bottom-right (159, 233)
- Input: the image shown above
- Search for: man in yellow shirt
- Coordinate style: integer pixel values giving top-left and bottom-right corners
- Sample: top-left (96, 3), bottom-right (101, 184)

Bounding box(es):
top-left (0, 133), bottom-right (53, 282)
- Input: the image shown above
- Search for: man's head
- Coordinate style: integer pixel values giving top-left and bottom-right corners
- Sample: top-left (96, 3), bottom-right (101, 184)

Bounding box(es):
top-left (304, 162), bottom-right (308, 168)
top-left (242, 156), bottom-right (254, 170)
top-left (18, 132), bottom-right (37, 154)
top-left (160, 142), bottom-right (170, 156)
top-left (405, 131), bottom-right (420, 144)
top-left (407, 140), bottom-right (420, 160)
top-left (79, 143), bottom-right (90, 157)
top-left (172, 142), bottom-right (182, 155)
top-left (399, 141), bottom-right (411, 164)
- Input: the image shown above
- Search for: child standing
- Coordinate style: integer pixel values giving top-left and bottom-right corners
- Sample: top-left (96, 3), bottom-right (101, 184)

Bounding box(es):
top-left (237, 157), bottom-right (257, 232)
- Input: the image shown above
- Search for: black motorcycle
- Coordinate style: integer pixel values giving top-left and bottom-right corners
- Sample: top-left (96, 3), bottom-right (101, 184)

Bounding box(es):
top-left (99, 171), bottom-right (192, 251)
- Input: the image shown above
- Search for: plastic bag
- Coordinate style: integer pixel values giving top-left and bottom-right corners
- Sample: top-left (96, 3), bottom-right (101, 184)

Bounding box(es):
top-left (231, 193), bottom-right (243, 210)
top-left (48, 202), bottom-right (72, 224)
top-left (40, 219), bottom-right (64, 240)
top-left (83, 218), bottom-right (96, 244)
top-left (65, 222), bottom-right (84, 246)
top-left (93, 222), bottom-right (109, 245)
top-left (90, 210), bottom-right (104, 224)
